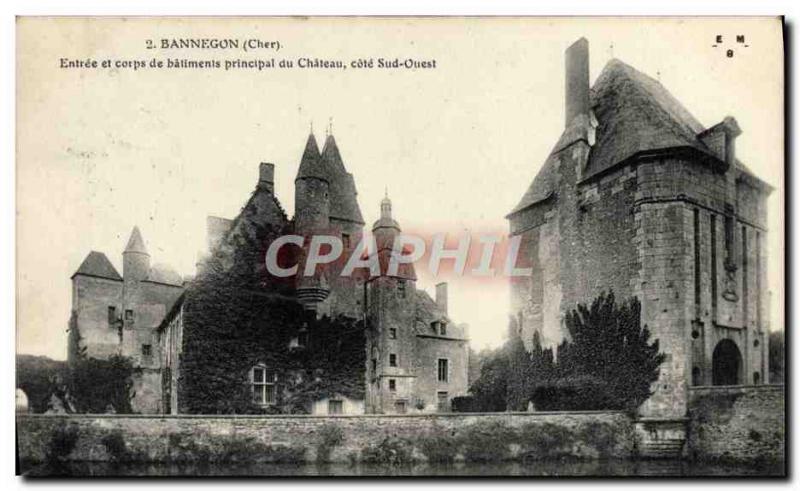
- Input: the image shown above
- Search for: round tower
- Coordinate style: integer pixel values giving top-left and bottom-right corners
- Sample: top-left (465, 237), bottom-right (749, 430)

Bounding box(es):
top-left (122, 226), bottom-right (150, 283)
top-left (294, 132), bottom-right (330, 235)
top-left (294, 131), bottom-right (331, 310)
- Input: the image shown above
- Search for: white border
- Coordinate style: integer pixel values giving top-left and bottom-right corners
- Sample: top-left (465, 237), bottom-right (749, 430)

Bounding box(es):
top-left (3, 1), bottom-right (797, 490)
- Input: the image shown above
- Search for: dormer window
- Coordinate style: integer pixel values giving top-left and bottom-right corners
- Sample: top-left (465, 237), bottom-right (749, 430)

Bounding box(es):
top-left (397, 280), bottom-right (406, 298)
top-left (432, 321), bottom-right (447, 336)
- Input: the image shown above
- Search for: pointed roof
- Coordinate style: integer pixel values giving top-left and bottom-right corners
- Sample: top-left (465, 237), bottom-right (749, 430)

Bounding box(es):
top-left (320, 134), bottom-right (365, 225)
top-left (509, 57), bottom-right (750, 217)
top-left (296, 133), bottom-right (327, 181)
top-left (124, 226), bottom-right (149, 255)
top-left (145, 263), bottom-right (183, 286)
top-left (585, 58), bottom-right (711, 179)
top-left (72, 251), bottom-right (122, 281)
top-left (321, 134), bottom-right (347, 175)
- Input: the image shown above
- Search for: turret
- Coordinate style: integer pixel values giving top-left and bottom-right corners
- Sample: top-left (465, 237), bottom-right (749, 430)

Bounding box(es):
top-left (372, 190), bottom-right (401, 253)
top-left (294, 131), bottom-right (331, 310)
top-left (294, 132), bottom-right (330, 235)
top-left (123, 226), bottom-right (150, 283)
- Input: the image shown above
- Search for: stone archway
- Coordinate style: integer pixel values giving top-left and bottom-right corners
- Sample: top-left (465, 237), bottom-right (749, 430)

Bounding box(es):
top-left (712, 339), bottom-right (742, 386)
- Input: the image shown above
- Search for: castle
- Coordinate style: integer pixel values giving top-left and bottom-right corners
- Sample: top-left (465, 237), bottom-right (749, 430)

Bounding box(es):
top-left (69, 131), bottom-right (469, 414)
top-left (507, 39), bottom-right (773, 418)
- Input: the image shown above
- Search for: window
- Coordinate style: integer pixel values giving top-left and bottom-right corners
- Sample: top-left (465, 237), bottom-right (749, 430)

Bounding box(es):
top-left (431, 321), bottom-right (439, 333)
top-left (388, 379), bottom-right (396, 391)
top-left (753, 372), bottom-right (761, 385)
top-left (342, 233), bottom-right (351, 250)
top-left (251, 366), bottom-right (277, 405)
top-left (397, 280), bottom-right (406, 298)
top-left (371, 358), bottom-right (377, 372)
top-left (437, 391), bottom-right (449, 412)
top-left (142, 344), bottom-right (152, 357)
top-left (328, 399), bottom-right (343, 415)
top-left (439, 322), bottom-right (447, 336)
top-left (125, 309), bottom-right (134, 322)
top-left (395, 401), bottom-right (407, 414)
top-left (108, 306), bottom-right (116, 327)
top-left (389, 353), bottom-right (397, 367)
top-left (389, 328), bottom-right (397, 339)
top-left (438, 359), bottom-right (449, 382)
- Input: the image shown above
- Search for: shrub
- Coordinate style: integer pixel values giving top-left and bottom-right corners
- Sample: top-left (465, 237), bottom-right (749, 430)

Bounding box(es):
top-left (316, 424), bottom-right (345, 463)
top-left (360, 437), bottom-right (413, 465)
top-left (418, 428), bottom-right (460, 463)
top-left (451, 396), bottom-right (478, 413)
top-left (460, 421), bottom-right (517, 462)
top-left (46, 425), bottom-right (80, 463)
top-left (518, 422), bottom-right (574, 459)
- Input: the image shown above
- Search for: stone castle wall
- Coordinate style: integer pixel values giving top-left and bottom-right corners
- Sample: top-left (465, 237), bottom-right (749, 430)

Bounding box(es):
top-left (687, 384), bottom-right (784, 464)
top-left (17, 411), bottom-right (634, 464)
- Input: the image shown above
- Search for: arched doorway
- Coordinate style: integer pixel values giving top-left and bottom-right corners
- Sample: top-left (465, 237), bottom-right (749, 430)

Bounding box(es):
top-left (712, 339), bottom-right (742, 385)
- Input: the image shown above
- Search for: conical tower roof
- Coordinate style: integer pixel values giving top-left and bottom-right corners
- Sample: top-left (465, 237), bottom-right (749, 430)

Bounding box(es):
top-left (321, 134), bottom-right (347, 175)
top-left (124, 226), bottom-right (149, 255)
top-left (320, 133), bottom-right (364, 224)
top-left (296, 132), bottom-right (327, 181)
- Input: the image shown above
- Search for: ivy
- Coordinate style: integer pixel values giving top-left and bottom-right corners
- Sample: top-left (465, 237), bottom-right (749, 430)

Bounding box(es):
top-left (177, 213), bottom-right (365, 414)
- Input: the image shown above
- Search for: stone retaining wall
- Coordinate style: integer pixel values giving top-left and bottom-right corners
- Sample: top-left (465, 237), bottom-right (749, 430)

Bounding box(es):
top-left (17, 411), bottom-right (634, 464)
top-left (687, 384), bottom-right (785, 464)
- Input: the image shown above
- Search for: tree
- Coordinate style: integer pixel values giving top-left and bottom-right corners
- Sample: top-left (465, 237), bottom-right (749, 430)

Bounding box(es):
top-left (468, 291), bottom-right (665, 413)
top-left (536, 292), bottom-right (665, 411)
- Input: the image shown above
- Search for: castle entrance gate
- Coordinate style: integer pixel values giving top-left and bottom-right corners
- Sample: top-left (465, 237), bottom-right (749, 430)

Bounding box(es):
top-left (712, 339), bottom-right (742, 386)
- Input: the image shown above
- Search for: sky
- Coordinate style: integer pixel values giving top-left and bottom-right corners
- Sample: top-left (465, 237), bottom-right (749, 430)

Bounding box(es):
top-left (16, 17), bottom-right (784, 360)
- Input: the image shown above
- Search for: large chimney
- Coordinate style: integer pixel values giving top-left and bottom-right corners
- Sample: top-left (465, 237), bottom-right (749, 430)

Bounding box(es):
top-left (565, 38), bottom-right (590, 128)
top-left (435, 282), bottom-right (448, 315)
top-left (259, 162), bottom-right (275, 193)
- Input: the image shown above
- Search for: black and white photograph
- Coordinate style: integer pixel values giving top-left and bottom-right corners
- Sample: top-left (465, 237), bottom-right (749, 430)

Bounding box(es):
top-left (11, 14), bottom-right (787, 479)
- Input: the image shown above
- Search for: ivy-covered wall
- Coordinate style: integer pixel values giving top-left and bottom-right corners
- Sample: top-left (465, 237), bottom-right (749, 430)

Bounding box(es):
top-left (175, 209), bottom-right (366, 414)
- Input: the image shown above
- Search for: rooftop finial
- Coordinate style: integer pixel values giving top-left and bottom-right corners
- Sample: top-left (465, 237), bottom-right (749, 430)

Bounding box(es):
top-left (385, 185), bottom-right (388, 199)
top-left (327, 117), bottom-right (333, 137)
top-left (310, 121), bottom-right (314, 135)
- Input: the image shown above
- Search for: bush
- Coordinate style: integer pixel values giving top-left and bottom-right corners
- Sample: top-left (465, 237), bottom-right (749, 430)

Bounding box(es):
top-left (46, 425), bottom-right (80, 463)
top-left (166, 432), bottom-right (305, 464)
top-left (316, 424), bottom-right (345, 463)
top-left (360, 437), bottom-right (413, 465)
top-left (518, 422), bottom-right (574, 459)
top-left (460, 421), bottom-right (517, 462)
top-left (451, 396), bottom-right (478, 413)
top-left (418, 428), bottom-right (459, 463)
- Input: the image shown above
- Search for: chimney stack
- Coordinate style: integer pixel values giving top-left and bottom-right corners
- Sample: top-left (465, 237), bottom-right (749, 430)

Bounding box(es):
top-left (435, 282), bottom-right (448, 315)
top-left (259, 162), bottom-right (275, 193)
top-left (565, 38), bottom-right (590, 128)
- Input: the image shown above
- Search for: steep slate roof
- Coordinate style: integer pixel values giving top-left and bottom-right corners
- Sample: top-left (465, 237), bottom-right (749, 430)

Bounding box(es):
top-left (508, 57), bottom-right (756, 217)
top-left (321, 135), bottom-right (365, 224)
top-left (145, 263), bottom-right (184, 286)
top-left (124, 226), bottom-right (149, 254)
top-left (586, 58), bottom-right (710, 179)
top-left (296, 133), bottom-right (327, 181)
top-left (72, 251), bottom-right (122, 281)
